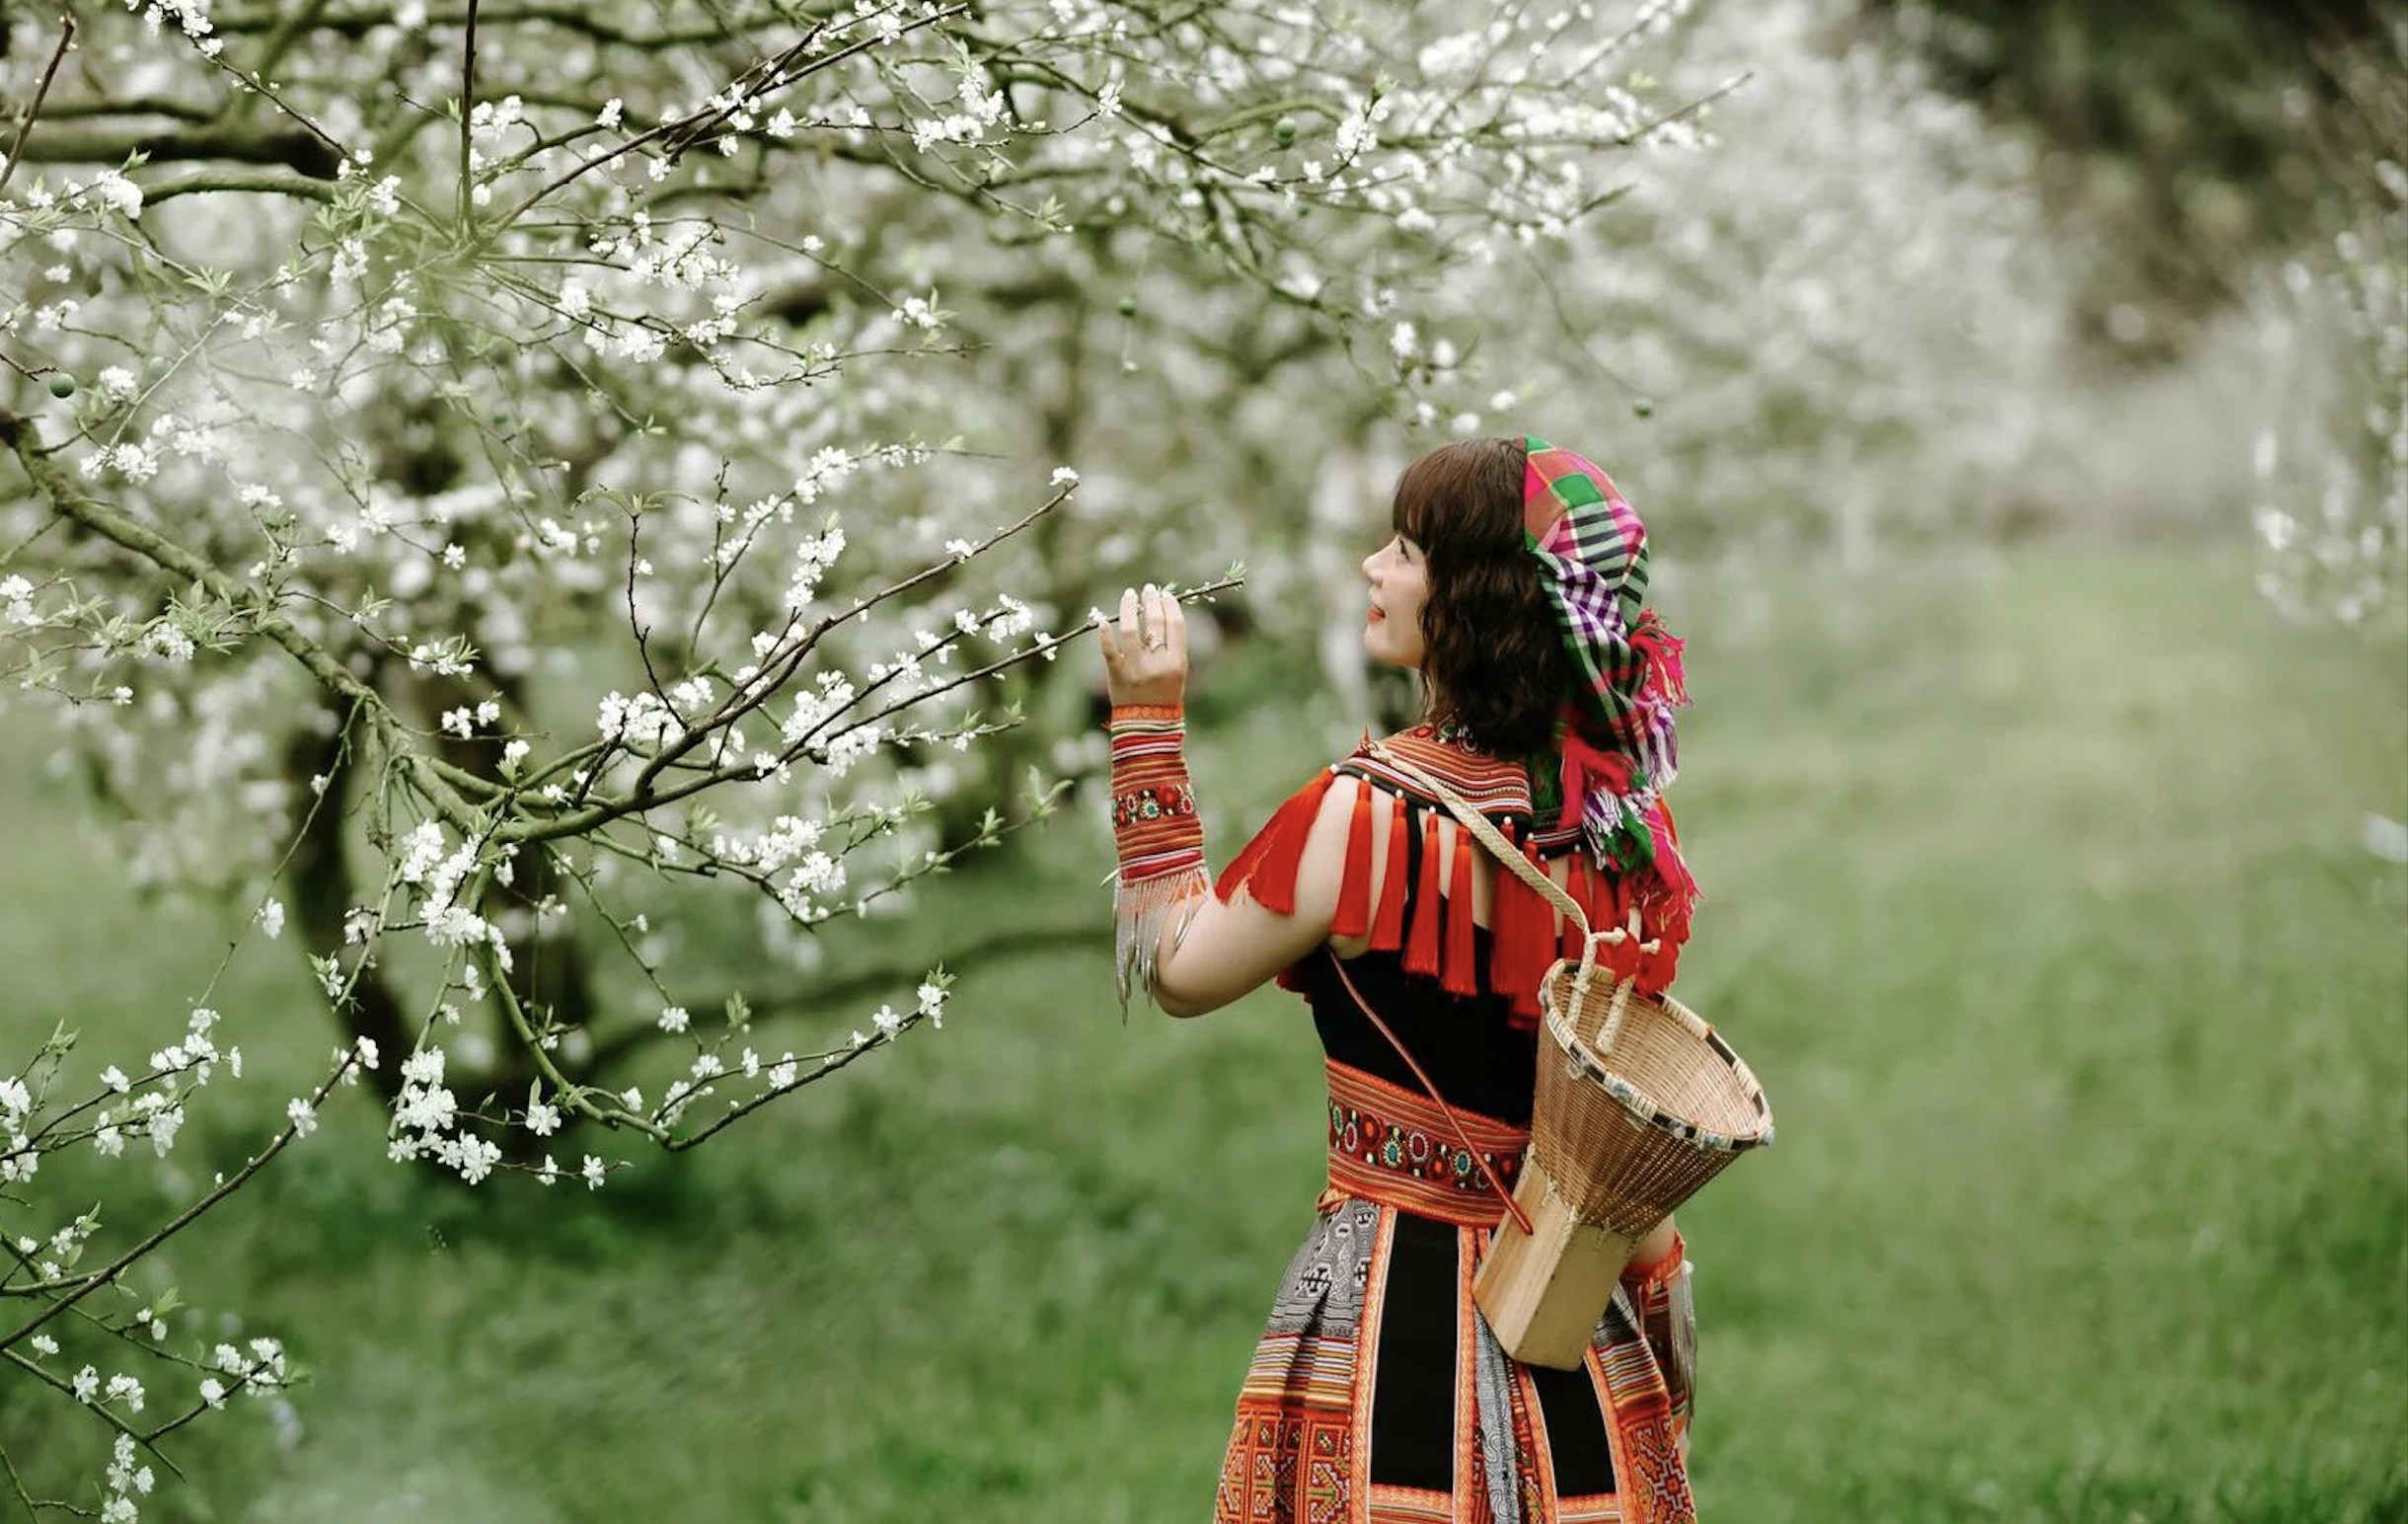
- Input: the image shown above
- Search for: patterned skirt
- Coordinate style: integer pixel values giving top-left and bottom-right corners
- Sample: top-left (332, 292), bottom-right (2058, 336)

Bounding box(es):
top-left (1213, 1062), bottom-right (1695, 1524)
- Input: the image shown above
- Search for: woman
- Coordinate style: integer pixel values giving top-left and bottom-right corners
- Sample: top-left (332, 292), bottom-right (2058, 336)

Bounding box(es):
top-left (1100, 436), bottom-right (1702, 1524)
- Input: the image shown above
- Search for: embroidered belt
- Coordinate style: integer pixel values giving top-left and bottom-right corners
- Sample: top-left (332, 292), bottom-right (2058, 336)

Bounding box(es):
top-left (1320, 1060), bottom-right (1529, 1228)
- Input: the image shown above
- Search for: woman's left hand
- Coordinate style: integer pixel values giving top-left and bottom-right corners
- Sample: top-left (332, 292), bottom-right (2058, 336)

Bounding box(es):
top-left (1098, 582), bottom-right (1188, 708)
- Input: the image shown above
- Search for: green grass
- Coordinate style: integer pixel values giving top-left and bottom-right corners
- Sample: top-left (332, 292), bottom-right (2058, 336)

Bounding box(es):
top-left (2, 550), bottom-right (2402, 1522)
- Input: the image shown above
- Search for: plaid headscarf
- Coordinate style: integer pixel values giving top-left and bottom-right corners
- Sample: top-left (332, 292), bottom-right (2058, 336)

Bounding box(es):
top-left (1522, 436), bottom-right (1697, 931)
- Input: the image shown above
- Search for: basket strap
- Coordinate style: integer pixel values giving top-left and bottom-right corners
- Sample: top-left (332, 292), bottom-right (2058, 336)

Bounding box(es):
top-left (1365, 739), bottom-right (1663, 1060)
top-left (1324, 951), bottom-right (1535, 1238)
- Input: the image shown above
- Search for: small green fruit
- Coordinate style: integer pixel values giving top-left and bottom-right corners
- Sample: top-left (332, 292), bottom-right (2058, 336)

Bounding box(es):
top-left (1116, 296), bottom-right (1138, 318)
top-left (47, 374), bottom-right (75, 399)
top-left (1630, 396), bottom-right (1655, 419)
top-left (1273, 116), bottom-right (1298, 148)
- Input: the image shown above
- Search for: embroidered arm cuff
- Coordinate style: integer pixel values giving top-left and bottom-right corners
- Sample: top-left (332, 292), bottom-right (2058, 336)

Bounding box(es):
top-left (1108, 704), bottom-right (1209, 1012)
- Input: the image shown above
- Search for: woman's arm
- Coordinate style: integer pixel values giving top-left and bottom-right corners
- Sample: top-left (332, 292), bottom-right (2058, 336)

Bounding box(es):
top-left (1102, 581), bottom-right (1359, 1016)
top-left (1148, 775), bottom-right (1360, 1017)
top-left (1622, 1217), bottom-right (1695, 1447)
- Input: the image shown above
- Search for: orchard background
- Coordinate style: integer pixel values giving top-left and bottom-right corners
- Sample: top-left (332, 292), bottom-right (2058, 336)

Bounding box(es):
top-left (1, 1), bottom-right (2401, 1519)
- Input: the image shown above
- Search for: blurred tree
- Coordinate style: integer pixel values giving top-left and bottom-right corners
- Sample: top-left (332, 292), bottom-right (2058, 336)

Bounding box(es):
top-left (2247, 20), bottom-right (2406, 630)
top-left (1862, 0), bottom-right (2395, 348)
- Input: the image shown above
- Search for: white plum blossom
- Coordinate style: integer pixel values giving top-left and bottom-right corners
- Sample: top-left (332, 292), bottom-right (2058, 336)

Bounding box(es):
top-left (0, 0), bottom-right (1821, 1492)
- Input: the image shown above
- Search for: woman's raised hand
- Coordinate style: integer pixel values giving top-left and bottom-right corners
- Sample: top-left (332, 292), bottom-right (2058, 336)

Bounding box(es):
top-left (1097, 582), bottom-right (1188, 709)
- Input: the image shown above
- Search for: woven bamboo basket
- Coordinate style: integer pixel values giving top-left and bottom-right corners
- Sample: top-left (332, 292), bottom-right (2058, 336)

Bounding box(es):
top-left (1371, 744), bottom-right (1774, 1370)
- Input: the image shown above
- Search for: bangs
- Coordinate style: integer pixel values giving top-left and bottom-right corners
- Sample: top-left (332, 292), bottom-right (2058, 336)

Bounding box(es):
top-left (1390, 436), bottom-right (1522, 554)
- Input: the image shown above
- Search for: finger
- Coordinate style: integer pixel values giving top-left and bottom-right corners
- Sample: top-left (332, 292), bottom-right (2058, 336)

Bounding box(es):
top-left (1166, 594), bottom-right (1188, 662)
top-left (1119, 585), bottom-right (1140, 646)
top-left (1095, 604), bottom-right (1119, 663)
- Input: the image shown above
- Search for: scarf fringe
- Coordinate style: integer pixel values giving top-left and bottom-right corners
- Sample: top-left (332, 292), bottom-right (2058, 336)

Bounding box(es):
top-left (1441, 825), bottom-right (1480, 999)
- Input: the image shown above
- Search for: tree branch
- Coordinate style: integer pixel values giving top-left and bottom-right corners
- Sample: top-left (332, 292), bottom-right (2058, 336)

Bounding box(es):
top-left (13, 122), bottom-right (343, 179)
top-left (33, 94), bottom-right (218, 124)
top-left (457, 0), bottom-right (480, 229)
top-left (209, 3), bottom-right (764, 48)
top-left (0, 408), bottom-right (480, 832)
top-left (138, 167), bottom-right (339, 204)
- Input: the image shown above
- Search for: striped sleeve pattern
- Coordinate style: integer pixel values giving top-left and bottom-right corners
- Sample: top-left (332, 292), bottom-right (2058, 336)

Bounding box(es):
top-left (1108, 703), bottom-right (1210, 1012)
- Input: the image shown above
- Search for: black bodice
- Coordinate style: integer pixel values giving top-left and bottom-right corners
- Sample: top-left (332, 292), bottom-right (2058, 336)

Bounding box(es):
top-left (1298, 938), bottom-right (1541, 1127)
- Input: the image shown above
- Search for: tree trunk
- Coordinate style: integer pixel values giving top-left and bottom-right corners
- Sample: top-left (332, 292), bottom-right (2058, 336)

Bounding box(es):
top-left (280, 701), bottom-right (412, 1108)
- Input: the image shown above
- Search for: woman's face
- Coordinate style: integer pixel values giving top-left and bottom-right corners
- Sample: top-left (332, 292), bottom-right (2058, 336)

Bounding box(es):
top-left (1361, 531), bottom-right (1430, 669)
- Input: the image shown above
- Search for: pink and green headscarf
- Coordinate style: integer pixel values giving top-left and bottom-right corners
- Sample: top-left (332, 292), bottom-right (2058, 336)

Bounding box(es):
top-left (1522, 436), bottom-right (1698, 936)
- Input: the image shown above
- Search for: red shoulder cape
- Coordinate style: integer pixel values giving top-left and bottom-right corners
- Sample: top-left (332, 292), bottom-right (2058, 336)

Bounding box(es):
top-left (1215, 730), bottom-right (1686, 1023)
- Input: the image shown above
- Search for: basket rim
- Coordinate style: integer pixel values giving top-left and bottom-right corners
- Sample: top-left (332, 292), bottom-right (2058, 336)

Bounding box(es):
top-left (1540, 987), bottom-right (1775, 1155)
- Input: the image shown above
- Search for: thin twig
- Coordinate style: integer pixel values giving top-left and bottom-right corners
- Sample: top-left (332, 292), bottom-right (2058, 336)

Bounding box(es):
top-left (0, 16), bottom-right (79, 194)
top-left (0, 1444), bottom-right (58, 1520)
top-left (591, 919), bottom-right (1108, 1077)
top-left (238, 0), bottom-right (339, 118)
top-left (625, 482), bottom-right (1072, 805)
top-left (457, 0), bottom-right (481, 229)
top-left (494, 6), bottom-right (967, 227)
top-left (502, 566), bottom-right (1242, 848)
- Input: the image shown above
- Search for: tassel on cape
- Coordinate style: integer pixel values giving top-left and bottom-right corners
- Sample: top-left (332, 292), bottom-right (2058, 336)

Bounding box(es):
top-left (1368, 790), bottom-right (1411, 953)
top-left (1329, 782), bottom-right (1375, 940)
top-left (1214, 746), bottom-right (1692, 1017)
top-left (1402, 809), bottom-right (1445, 980)
top-left (1214, 767), bottom-right (1336, 915)
top-left (1440, 824), bottom-right (1479, 999)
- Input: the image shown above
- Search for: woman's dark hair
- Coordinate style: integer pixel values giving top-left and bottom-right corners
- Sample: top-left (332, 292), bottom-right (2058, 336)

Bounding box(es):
top-left (1391, 436), bottom-right (1569, 759)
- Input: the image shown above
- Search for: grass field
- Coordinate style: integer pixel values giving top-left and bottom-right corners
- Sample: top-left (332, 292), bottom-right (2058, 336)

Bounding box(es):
top-left (3, 549), bottom-right (2403, 1522)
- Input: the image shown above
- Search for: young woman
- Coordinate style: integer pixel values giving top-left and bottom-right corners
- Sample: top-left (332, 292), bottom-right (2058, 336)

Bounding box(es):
top-left (1100, 435), bottom-right (1702, 1524)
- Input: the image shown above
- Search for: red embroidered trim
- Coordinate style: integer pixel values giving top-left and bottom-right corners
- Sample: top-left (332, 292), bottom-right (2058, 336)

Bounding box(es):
top-left (1108, 708), bottom-right (1203, 883)
top-left (1322, 1060), bottom-right (1527, 1228)
top-left (1109, 783), bottom-right (1198, 830)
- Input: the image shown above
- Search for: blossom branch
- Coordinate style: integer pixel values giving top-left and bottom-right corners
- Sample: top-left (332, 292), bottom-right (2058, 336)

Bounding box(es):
top-left (0, 1347), bottom-right (176, 1477)
top-left (588, 918), bottom-right (1103, 1080)
top-left (614, 483), bottom-right (1076, 816)
top-left (0, 1049), bottom-right (361, 1353)
top-left (0, 409), bottom-right (482, 834)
